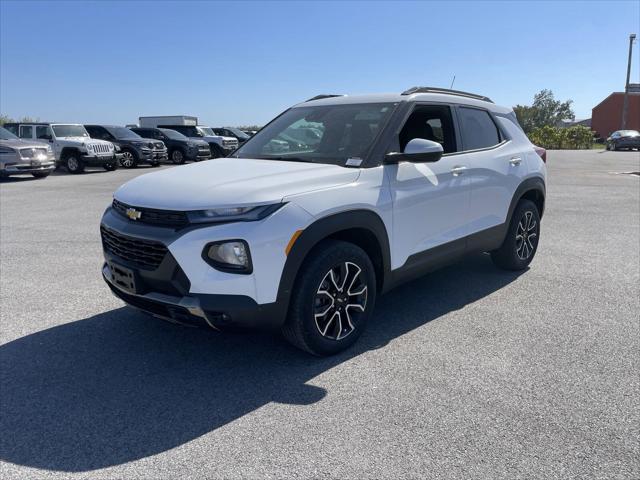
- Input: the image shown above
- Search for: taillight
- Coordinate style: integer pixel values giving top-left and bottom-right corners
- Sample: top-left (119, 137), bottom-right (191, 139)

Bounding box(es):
top-left (533, 145), bottom-right (547, 163)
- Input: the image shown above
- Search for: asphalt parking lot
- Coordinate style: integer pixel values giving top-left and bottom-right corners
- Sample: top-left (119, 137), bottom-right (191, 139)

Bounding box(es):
top-left (1, 150), bottom-right (638, 479)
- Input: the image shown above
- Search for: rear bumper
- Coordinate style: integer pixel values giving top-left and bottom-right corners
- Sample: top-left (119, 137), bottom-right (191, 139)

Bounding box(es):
top-left (102, 262), bottom-right (283, 330)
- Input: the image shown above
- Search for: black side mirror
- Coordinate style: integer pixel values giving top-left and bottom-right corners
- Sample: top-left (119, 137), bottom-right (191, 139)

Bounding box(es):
top-left (385, 138), bottom-right (444, 164)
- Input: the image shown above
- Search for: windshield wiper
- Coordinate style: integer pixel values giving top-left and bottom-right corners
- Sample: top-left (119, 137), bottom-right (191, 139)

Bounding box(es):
top-left (256, 156), bottom-right (315, 163)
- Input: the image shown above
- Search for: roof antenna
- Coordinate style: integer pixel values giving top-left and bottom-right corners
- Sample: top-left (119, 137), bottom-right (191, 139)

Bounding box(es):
top-left (450, 75), bottom-right (456, 89)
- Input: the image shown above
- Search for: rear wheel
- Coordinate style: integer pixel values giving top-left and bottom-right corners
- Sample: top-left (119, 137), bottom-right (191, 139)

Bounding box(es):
top-left (65, 153), bottom-right (85, 174)
top-left (282, 240), bottom-right (376, 356)
top-left (491, 199), bottom-right (540, 270)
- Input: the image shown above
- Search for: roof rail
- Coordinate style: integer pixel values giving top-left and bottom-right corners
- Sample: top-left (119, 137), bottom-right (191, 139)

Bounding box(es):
top-left (305, 94), bottom-right (345, 102)
top-left (401, 86), bottom-right (493, 103)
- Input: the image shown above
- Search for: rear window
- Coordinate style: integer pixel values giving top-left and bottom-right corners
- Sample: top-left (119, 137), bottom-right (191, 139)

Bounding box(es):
top-left (458, 107), bottom-right (501, 150)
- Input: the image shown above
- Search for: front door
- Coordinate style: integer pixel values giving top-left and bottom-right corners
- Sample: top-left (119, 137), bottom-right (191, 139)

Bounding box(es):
top-left (387, 104), bottom-right (471, 269)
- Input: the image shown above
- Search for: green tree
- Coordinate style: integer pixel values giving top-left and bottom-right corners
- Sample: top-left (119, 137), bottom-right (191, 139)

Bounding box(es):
top-left (514, 89), bottom-right (575, 134)
top-left (0, 114), bottom-right (13, 126)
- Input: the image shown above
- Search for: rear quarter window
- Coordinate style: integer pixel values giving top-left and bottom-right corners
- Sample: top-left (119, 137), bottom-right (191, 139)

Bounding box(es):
top-left (458, 107), bottom-right (501, 150)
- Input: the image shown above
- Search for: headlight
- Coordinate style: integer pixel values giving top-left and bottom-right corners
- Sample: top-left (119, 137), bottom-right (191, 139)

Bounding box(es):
top-left (85, 143), bottom-right (93, 152)
top-left (186, 203), bottom-right (284, 224)
top-left (46, 145), bottom-right (53, 153)
top-left (203, 240), bottom-right (252, 273)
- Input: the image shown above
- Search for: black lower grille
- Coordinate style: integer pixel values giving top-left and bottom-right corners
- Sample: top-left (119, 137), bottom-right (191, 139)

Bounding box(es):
top-left (101, 225), bottom-right (167, 269)
top-left (112, 199), bottom-right (188, 227)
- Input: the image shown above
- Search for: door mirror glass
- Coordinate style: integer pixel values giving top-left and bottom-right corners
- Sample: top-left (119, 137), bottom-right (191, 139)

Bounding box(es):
top-left (385, 138), bottom-right (443, 163)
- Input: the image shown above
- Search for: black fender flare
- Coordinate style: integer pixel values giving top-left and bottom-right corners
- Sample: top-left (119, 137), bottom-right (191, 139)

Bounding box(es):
top-left (506, 176), bottom-right (546, 225)
top-left (275, 209), bottom-right (391, 317)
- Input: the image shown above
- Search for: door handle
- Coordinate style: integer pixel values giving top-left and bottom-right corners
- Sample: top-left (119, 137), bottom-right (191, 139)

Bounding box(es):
top-left (450, 166), bottom-right (467, 176)
top-left (509, 156), bottom-right (522, 166)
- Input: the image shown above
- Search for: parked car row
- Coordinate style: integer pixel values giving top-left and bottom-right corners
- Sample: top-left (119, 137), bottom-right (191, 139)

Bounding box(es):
top-left (1, 116), bottom-right (249, 179)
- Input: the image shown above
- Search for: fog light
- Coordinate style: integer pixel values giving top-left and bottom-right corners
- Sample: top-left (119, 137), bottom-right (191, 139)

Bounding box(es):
top-left (203, 240), bottom-right (252, 273)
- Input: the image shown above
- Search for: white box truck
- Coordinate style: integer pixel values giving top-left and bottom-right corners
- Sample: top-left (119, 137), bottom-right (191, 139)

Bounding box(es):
top-left (138, 116), bottom-right (237, 157)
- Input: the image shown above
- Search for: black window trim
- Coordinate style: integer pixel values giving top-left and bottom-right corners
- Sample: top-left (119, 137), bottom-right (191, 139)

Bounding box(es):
top-left (454, 104), bottom-right (510, 154)
top-left (388, 100), bottom-right (463, 158)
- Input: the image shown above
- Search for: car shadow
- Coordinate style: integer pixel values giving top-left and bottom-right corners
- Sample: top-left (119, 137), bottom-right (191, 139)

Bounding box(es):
top-left (0, 254), bottom-right (524, 472)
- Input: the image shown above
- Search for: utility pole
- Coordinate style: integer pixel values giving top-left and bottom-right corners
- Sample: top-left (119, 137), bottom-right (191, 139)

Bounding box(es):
top-left (621, 33), bottom-right (636, 129)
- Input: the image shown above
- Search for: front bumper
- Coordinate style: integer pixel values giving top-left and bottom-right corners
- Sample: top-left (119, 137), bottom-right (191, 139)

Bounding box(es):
top-left (0, 160), bottom-right (55, 175)
top-left (82, 154), bottom-right (118, 166)
top-left (102, 262), bottom-right (282, 330)
top-left (140, 149), bottom-right (169, 163)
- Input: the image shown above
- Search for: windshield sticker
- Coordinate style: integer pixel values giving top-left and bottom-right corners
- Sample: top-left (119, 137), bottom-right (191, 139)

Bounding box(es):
top-left (346, 157), bottom-right (363, 167)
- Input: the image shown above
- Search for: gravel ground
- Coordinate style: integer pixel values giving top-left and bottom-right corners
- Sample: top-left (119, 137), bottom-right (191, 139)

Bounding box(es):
top-left (1, 150), bottom-right (638, 479)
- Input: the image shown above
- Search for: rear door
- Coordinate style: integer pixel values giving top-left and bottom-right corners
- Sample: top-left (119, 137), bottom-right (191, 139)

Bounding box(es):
top-left (454, 106), bottom-right (525, 234)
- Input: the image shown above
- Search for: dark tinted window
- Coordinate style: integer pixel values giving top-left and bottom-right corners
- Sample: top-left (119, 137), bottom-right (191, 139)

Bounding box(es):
top-left (36, 126), bottom-right (51, 139)
top-left (85, 125), bottom-right (110, 140)
top-left (19, 125), bottom-right (33, 139)
top-left (4, 124), bottom-right (18, 135)
top-left (399, 105), bottom-right (457, 153)
top-left (458, 107), bottom-right (501, 150)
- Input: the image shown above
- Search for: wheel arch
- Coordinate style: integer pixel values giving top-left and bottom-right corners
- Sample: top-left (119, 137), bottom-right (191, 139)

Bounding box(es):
top-left (276, 209), bottom-right (391, 317)
top-left (60, 147), bottom-right (82, 159)
top-left (508, 176), bottom-right (546, 223)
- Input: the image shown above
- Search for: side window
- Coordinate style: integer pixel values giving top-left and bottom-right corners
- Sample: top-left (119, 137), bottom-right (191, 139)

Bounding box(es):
top-left (458, 107), bottom-right (501, 151)
top-left (4, 125), bottom-right (18, 135)
top-left (19, 125), bottom-right (33, 139)
top-left (399, 105), bottom-right (457, 153)
top-left (36, 126), bottom-right (52, 139)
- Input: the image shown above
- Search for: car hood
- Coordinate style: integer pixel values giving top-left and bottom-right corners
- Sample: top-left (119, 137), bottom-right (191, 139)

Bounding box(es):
top-left (58, 136), bottom-right (112, 145)
top-left (0, 139), bottom-right (47, 149)
top-left (114, 157), bottom-right (360, 210)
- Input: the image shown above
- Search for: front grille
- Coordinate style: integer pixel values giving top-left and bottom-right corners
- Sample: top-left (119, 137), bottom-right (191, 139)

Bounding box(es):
top-left (112, 199), bottom-right (189, 227)
top-left (19, 147), bottom-right (48, 158)
top-left (101, 225), bottom-right (167, 269)
top-left (91, 143), bottom-right (111, 154)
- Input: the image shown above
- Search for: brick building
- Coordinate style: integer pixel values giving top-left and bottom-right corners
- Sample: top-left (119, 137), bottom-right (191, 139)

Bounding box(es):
top-left (592, 86), bottom-right (640, 139)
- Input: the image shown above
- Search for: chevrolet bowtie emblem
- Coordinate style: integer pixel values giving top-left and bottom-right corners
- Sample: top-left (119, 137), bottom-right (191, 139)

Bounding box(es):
top-left (126, 208), bottom-right (141, 221)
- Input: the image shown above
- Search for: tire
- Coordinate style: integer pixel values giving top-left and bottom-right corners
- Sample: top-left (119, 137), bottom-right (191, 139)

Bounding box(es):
top-left (282, 240), bottom-right (377, 356)
top-left (65, 153), bottom-right (85, 174)
top-left (170, 148), bottom-right (185, 164)
top-left (210, 145), bottom-right (224, 159)
top-left (119, 149), bottom-right (138, 168)
top-left (103, 162), bottom-right (118, 171)
top-left (31, 171), bottom-right (51, 178)
top-left (491, 199), bottom-right (541, 270)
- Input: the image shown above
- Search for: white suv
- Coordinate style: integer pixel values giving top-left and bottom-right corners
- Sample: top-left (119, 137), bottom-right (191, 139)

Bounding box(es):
top-left (101, 87), bottom-right (546, 355)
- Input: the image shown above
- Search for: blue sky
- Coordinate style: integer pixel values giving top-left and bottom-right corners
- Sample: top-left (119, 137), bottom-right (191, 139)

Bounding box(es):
top-left (1, 0), bottom-right (638, 126)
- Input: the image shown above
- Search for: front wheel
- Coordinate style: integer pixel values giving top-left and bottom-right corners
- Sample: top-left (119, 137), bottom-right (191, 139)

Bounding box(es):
top-left (119, 150), bottom-right (137, 168)
top-left (65, 154), bottom-right (85, 174)
top-left (282, 240), bottom-right (377, 356)
top-left (491, 199), bottom-right (541, 270)
top-left (210, 145), bottom-right (224, 159)
top-left (170, 149), bottom-right (185, 164)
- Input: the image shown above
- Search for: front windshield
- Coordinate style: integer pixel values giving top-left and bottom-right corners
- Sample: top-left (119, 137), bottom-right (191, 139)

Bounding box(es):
top-left (232, 102), bottom-right (397, 165)
top-left (159, 128), bottom-right (187, 140)
top-left (52, 124), bottom-right (89, 138)
top-left (198, 127), bottom-right (215, 136)
top-left (0, 126), bottom-right (19, 140)
top-left (106, 126), bottom-right (142, 139)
